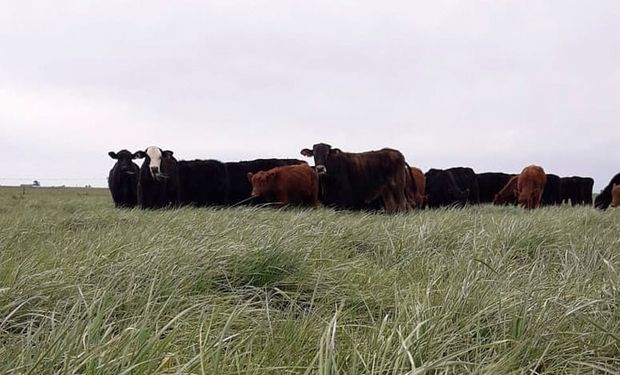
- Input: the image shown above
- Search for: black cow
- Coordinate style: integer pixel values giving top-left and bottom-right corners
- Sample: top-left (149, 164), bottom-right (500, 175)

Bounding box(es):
top-left (300, 143), bottom-right (409, 213)
top-left (178, 160), bottom-right (229, 206)
top-left (595, 173), bottom-right (620, 209)
top-left (107, 150), bottom-right (140, 207)
top-left (446, 167), bottom-right (480, 204)
top-left (134, 146), bottom-right (180, 209)
top-left (580, 177), bottom-right (594, 206)
top-left (425, 168), bottom-right (469, 208)
top-left (541, 174), bottom-right (562, 206)
top-left (560, 176), bottom-right (594, 206)
top-left (476, 172), bottom-right (514, 203)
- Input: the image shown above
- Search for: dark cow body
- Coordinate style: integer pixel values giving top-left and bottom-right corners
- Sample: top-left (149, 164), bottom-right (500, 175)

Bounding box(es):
top-left (560, 176), bottom-right (594, 206)
top-left (107, 150), bottom-right (140, 208)
top-left (135, 147), bottom-right (180, 209)
top-left (477, 172), bottom-right (514, 203)
top-left (595, 173), bottom-right (620, 209)
top-left (425, 169), bottom-right (469, 208)
top-left (446, 167), bottom-right (480, 204)
top-left (301, 143), bottom-right (408, 213)
top-left (541, 174), bottom-right (562, 206)
top-left (178, 160), bottom-right (229, 206)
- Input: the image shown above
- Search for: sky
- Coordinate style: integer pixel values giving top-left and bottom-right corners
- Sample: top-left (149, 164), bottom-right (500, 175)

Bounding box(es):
top-left (1, 1), bottom-right (619, 189)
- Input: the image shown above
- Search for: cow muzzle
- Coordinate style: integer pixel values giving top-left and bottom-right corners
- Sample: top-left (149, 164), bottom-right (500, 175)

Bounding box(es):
top-left (150, 167), bottom-right (161, 179)
top-left (316, 165), bottom-right (327, 175)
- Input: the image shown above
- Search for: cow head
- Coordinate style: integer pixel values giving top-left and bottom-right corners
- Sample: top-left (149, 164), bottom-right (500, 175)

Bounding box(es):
top-left (247, 171), bottom-right (275, 197)
top-left (517, 187), bottom-right (539, 209)
top-left (134, 146), bottom-right (174, 180)
top-left (300, 143), bottom-right (341, 175)
top-left (108, 149), bottom-right (138, 175)
top-left (611, 183), bottom-right (620, 208)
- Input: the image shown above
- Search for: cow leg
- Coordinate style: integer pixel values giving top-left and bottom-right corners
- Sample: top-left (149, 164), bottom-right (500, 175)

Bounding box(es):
top-left (394, 190), bottom-right (408, 212)
top-left (536, 190), bottom-right (543, 208)
top-left (392, 168), bottom-right (409, 213)
top-left (382, 189), bottom-right (396, 214)
top-left (311, 187), bottom-right (319, 208)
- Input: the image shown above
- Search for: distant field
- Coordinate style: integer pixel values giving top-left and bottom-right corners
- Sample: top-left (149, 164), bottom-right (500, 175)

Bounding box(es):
top-left (0, 187), bottom-right (618, 374)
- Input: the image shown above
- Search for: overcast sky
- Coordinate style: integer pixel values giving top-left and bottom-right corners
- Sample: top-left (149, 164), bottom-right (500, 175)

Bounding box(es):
top-left (1, 1), bottom-right (618, 189)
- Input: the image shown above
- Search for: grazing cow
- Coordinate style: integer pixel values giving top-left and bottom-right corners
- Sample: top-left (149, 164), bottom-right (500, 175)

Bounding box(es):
top-left (134, 146), bottom-right (180, 209)
top-left (477, 172), bottom-right (514, 203)
top-left (107, 150), bottom-right (140, 208)
top-left (493, 176), bottom-right (519, 205)
top-left (425, 169), bottom-right (469, 208)
top-left (247, 164), bottom-right (319, 207)
top-left (611, 184), bottom-right (620, 208)
top-left (517, 165), bottom-right (546, 209)
top-left (541, 174), bottom-right (562, 206)
top-left (446, 167), bottom-right (480, 204)
top-left (560, 176), bottom-right (594, 206)
top-left (595, 173), bottom-right (620, 209)
top-left (300, 143), bottom-right (408, 213)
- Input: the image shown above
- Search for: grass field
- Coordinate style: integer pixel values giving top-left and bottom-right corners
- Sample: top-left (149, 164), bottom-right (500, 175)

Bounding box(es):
top-left (0, 186), bottom-right (619, 374)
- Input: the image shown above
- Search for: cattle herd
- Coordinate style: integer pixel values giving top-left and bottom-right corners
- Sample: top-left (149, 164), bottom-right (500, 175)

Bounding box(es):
top-left (108, 144), bottom-right (620, 212)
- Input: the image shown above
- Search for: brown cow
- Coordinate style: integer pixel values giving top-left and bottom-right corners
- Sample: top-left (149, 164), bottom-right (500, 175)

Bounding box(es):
top-left (300, 143), bottom-right (409, 213)
top-left (611, 184), bottom-right (620, 208)
top-left (517, 165), bottom-right (547, 209)
top-left (411, 166), bottom-right (426, 208)
top-left (247, 164), bottom-right (319, 207)
top-left (493, 176), bottom-right (518, 205)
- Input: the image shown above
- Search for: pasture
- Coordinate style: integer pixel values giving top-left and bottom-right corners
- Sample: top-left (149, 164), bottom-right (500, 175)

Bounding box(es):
top-left (0, 187), bottom-right (619, 374)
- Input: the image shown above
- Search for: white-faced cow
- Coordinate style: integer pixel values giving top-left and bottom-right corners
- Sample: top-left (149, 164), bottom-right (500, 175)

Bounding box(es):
top-left (134, 146), bottom-right (180, 209)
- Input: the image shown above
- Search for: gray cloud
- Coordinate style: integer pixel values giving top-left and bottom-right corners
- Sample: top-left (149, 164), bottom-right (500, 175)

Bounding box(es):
top-left (1, 1), bottom-right (618, 189)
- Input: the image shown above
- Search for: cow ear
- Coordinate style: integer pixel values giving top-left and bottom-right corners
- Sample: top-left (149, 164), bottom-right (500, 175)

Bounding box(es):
top-left (108, 151), bottom-right (118, 159)
top-left (300, 148), bottom-right (314, 157)
top-left (133, 151), bottom-right (146, 159)
top-left (162, 150), bottom-right (174, 158)
top-left (331, 148), bottom-right (342, 155)
top-left (247, 172), bottom-right (253, 182)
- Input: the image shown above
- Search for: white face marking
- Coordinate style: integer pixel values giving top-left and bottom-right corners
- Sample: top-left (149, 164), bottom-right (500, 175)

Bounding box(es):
top-left (146, 146), bottom-right (162, 176)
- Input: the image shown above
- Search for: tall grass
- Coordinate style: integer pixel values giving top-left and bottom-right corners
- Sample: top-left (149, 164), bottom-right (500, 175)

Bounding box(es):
top-left (0, 187), bottom-right (619, 374)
